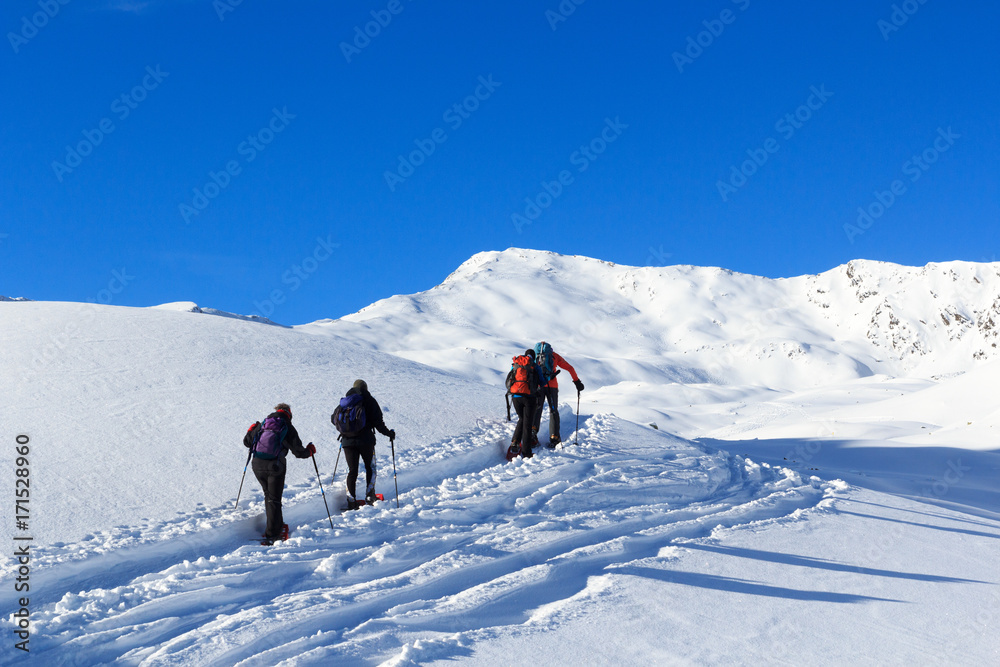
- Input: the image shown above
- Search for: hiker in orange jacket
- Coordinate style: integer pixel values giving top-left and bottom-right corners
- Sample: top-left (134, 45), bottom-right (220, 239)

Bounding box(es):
top-left (532, 342), bottom-right (584, 447)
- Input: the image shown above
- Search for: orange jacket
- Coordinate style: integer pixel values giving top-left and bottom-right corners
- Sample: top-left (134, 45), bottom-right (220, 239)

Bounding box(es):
top-left (544, 351), bottom-right (579, 389)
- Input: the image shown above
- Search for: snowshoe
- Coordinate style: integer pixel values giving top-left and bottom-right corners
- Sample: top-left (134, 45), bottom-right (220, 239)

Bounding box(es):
top-left (358, 493), bottom-right (385, 507)
top-left (505, 442), bottom-right (521, 461)
top-left (344, 499), bottom-right (360, 511)
top-left (259, 523), bottom-right (290, 545)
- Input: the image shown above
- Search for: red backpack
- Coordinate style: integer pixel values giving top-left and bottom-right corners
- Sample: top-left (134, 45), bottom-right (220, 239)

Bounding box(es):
top-left (505, 355), bottom-right (538, 396)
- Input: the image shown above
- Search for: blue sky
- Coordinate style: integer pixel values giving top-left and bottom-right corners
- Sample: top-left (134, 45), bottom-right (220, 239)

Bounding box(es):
top-left (2, 0), bottom-right (997, 324)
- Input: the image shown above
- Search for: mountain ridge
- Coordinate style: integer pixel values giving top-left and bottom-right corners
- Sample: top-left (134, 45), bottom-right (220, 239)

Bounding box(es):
top-left (303, 248), bottom-right (1000, 390)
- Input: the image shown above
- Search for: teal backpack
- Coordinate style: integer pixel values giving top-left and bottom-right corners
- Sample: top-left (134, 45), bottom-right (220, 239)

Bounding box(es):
top-left (534, 341), bottom-right (555, 383)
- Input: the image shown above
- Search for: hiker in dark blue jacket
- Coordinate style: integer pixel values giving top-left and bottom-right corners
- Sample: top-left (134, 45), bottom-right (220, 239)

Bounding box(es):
top-left (244, 403), bottom-right (314, 543)
top-left (334, 380), bottom-right (395, 510)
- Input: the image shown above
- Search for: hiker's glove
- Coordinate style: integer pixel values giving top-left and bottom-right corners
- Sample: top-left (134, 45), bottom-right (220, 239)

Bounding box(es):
top-left (388, 429), bottom-right (396, 441)
top-left (574, 380), bottom-right (585, 392)
top-left (306, 443), bottom-right (316, 456)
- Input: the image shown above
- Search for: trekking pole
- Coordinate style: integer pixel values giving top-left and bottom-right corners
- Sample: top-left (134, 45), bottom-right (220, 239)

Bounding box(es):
top-left (505, 393), bottom-right (511, 422)
top-left (331, 442), bottom-right (343, 486)
top-left (234, 446), bottom-right (254, 510)
top-left (310, 445), bottom-right (335, 530)
top-left (390, 437), bottom-right (400, 508)
top-left (574, 390), bottom-right (581, 446)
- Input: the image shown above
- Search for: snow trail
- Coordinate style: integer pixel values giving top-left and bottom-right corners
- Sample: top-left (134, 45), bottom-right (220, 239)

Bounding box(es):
top-left (21, 414), bottom-right (832, 665)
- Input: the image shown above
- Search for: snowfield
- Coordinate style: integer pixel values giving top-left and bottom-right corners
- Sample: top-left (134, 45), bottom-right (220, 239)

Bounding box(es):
top-left (2, 249), bottom-right (998, 665)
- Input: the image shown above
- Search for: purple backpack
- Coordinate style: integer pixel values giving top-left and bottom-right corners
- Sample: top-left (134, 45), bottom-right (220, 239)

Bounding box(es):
top-left (253, 414), bottom-right (289, 460)
top-left (332, 394), bottom-right (367, 437)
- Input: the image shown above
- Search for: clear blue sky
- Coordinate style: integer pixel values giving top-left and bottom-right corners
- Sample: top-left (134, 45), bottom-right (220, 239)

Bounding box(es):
top-left (2, 1), bottom-right (997, 324)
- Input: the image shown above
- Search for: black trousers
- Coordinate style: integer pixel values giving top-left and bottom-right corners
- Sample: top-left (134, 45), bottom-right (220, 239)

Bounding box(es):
top-left (252, 457), bottom-right (287, 539)
top-left (512, 395), bottom-right (537, 455)
top-left (532, 387), bottom-right (561, 440)
top-left (344, 442), bottom-right (376, 501)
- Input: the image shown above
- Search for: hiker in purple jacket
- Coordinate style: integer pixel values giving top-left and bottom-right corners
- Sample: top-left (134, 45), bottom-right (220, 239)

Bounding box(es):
top-left (244, 403), bottom-right (314, 542)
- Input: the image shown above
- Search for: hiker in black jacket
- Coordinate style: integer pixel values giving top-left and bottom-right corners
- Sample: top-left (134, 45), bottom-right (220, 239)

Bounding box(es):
top-left (333, 380), bottom-right (395, 510)
top-left (244, 403), bottom-right (314, 542)
top-left (508, 349), bottom-right (542, 459)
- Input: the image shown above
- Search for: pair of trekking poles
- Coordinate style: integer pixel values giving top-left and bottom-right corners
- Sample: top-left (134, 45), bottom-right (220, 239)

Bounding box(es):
top-left (506, 389), bottom-right (583, 446)
top-left (234, 438), bottom-right (401, 528)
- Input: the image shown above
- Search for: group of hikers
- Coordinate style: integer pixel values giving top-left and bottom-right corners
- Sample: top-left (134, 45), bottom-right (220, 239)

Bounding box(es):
top-left (506, 341), bottom-right (584, 459)
top-left (239, 341), bottom-right (583, 545)
top-left (241, 379), bottom-right (395, 544)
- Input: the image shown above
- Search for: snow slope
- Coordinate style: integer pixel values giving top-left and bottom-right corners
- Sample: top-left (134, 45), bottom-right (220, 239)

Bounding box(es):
top-left (3, 301), bottom-right (496, 545)
top-left (2, 250), bottom-right (999, 665)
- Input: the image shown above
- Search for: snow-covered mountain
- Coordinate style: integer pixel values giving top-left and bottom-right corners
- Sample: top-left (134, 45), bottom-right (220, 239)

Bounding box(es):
top-left (304, 249), bottom-right (1000, 389)
top-left (1, 250), bottom-right (998, 665)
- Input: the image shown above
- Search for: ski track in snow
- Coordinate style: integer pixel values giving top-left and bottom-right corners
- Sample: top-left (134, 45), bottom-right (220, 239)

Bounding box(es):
top-left (15, 414), bottom-right (833, 666)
